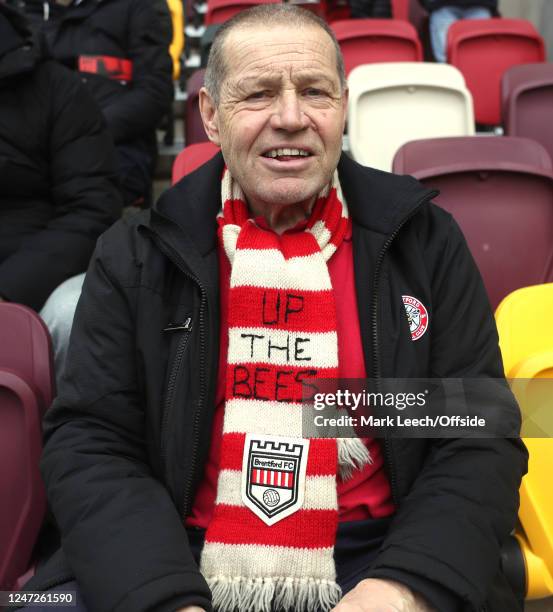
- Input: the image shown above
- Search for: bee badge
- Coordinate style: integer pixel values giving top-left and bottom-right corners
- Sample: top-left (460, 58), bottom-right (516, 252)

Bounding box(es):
top-left (402, 295), bottom-right (429, 341)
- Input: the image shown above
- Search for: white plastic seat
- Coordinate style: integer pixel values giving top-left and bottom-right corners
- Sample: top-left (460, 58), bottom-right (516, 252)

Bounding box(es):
top-left (347, 62), bottom-right (475, 171)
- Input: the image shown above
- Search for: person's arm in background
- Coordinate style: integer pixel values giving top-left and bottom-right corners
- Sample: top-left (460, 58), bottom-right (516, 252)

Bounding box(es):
top-left (101, 0), bottom-right (173, 143)
top-left (0, 62), bottom-right (122, 310)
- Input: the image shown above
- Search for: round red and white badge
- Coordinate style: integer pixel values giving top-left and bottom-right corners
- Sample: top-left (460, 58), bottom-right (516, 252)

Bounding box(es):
top-left (402, 295), bottom-right (429, 341)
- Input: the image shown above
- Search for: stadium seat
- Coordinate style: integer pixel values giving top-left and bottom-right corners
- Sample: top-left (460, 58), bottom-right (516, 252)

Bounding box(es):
top-left (496, 284), bottom-right (553, 599)
top-left (348, 62), bottom-right (474, 171)
top-left (167, 0), bottom-right (184, 80)
top-left (331, 19), bottom-right (422, 76)
top-left (200, 24), bottom-right (220, 68)
top-left (326, 0), bottom-right (350, 23)
top-left (391, 0), bottom-right (409, 20)
top-left (205, 0), bottom-right (281, 25)
top-left (0, 303), bottom-right (54, 592)
top-left (185, 69), bottom-right (208, 146)
top-left (392, 136), bottom-right (553, 310)
top-left (172, 142), bottom-right (220, 184)
top-left (447, 18), bottom-right (546, 125)
top-left (502, 63), bottom-right (553, 165)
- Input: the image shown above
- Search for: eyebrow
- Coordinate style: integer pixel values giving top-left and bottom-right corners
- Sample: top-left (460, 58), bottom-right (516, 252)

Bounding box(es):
top-left (236, 71), bottom-right (338, 91)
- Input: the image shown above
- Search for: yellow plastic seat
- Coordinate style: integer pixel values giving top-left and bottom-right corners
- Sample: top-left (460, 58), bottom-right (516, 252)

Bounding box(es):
top-left (496, 283), bottom-right (553, 600)
top-left (167, 0), bottom-right (184, 80)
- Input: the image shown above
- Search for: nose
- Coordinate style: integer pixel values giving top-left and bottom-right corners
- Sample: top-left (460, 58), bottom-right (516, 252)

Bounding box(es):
top-left (270, 90), bottom-right (310, 132)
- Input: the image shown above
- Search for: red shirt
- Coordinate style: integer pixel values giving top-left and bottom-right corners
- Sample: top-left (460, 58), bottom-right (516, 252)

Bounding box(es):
top-left (186, 222), bottom-right (395, 528)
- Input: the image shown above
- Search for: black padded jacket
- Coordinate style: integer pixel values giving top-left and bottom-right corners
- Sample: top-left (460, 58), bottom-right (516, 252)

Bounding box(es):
top-left (0, 4), bottom-right (121, 310)
top-left (13, 0), bottom-right (173, 152)
top-left (24, 153), bottom-right (527, 612)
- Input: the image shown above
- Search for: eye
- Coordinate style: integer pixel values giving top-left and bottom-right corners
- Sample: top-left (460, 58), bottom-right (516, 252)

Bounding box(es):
top-left (304, 88), bottom-right (327, 97)
top-left (246, 90), bottom-right (269, 101)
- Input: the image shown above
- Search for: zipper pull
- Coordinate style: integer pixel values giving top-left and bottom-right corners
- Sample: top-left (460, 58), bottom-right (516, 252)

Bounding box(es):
top-left (163, 317), bottom-right (192, 333)
top-left (43, 1), bottom-right (50, 20)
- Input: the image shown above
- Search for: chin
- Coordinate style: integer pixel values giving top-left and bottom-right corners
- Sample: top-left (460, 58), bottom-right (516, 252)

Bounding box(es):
top-left (259, 180), bottom-right (322, 207)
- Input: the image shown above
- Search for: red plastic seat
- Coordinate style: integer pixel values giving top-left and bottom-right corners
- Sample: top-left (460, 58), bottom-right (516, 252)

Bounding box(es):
top-left (185, 69), bottom-right (208, 146)
top-left (391, 0), bottom-right (409, 20)
top-left (447, 18), bottom-right (545, 125)
top-left (0, 303), bottom-right (54, 592)
top-left (502, 63), bottom-right (553, 167)
top-left (393, 136), bottom-right (553, 310)
top-left (172, 142), bottom-right (221, 184)
top-left (326, 0), bottom-right (349, 23)
top-left (331, 19), bottom-right (422, 75)
top-left (205, 0), bottom-right (282, 25)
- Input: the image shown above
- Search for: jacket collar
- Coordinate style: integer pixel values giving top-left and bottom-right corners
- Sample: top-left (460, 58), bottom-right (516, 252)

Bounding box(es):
top-left (150, 152), bottom-right (436, 258)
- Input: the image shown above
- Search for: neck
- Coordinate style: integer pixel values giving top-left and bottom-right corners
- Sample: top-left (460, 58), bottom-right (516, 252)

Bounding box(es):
top-left (247, 197), bottom-right (317, 234)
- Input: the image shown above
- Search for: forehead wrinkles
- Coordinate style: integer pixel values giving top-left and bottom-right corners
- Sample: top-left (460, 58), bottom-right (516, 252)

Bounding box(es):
top-left (224, 30), bottom-right (335, 85)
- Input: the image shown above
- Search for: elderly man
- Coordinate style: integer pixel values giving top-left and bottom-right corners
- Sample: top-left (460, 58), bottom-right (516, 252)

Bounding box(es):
top-left (21, 5), bottom-right (525, 612)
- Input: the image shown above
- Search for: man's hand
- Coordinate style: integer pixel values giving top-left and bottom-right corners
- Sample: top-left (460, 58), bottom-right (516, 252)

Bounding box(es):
top-left (331, 578), bottom-right (436, 611)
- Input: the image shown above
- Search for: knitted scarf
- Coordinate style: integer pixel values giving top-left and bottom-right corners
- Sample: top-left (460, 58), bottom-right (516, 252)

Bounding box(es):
top-left (199, 168), bottom-right (370, 612)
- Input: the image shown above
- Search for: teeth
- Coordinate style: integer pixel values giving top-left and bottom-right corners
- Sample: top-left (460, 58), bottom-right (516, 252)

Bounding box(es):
top-left (265, 148), bottom-right (310, 158)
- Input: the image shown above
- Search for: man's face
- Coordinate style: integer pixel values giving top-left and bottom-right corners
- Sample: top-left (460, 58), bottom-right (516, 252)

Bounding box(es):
top-left (200, 24), bottom-right (347, 211)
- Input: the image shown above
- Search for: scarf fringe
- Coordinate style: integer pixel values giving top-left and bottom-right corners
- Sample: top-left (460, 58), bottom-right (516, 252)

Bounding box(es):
top-left (208, 575), bottom-right (342, 612)
top-left (337, 437), bottom-right (372, 480)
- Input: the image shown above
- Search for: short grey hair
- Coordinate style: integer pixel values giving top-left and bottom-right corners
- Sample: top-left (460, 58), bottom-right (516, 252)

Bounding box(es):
top-left (204, 4), bottom-right (347, 106)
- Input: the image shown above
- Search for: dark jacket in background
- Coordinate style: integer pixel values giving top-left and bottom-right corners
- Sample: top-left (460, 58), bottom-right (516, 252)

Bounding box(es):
top-left (350, 0), bottom-right (392, 18)
top-left (12, 0), bottom-right (174, 205)
top-left (23, 154), bottom-right (526, 612)
top-left (0, 3), bottom-right (122, 310)
top-left (420, 0), bottom-right (498, 13)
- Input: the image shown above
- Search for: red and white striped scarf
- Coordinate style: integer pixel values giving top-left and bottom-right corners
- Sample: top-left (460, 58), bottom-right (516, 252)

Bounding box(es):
top-left (200, 168), bottom-right (370, 612)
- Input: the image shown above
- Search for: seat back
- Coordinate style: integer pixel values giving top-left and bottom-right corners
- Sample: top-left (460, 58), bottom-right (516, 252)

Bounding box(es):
top-left (391, 0), bottom-right (409, 20)
top-left (331, 19), bottom-right (422, 76)
top-left (326, 0), bottom-right (350, 23)
top-left (447, 18), bottom-right (545, 125)
top-left (0, 304), bottom-right (53, 592)
top-left (495, 284), bottom-right (553, 599)
top-left (172, 142), bottom-right (221, 184)
top-left (0, 303), bottom-right (54, 412)
top-left (167, 0), bottom-right (184, 80)
top-left (185, 69), bottom-right (208, 146)
top-left (205, 0), bottom-right (281, 25)
top-left (393, 136), bottom-right (553, 310)
top-left (502, 62), bottom-right (553, 165)
top-left (348, 62), bottom-right (474, 171)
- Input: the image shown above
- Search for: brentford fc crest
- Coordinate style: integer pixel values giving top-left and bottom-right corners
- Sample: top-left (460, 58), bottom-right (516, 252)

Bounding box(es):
top-left (241, 434), bottom-right (309, 526)
top-left (402, 295), bottom-right (429, 341)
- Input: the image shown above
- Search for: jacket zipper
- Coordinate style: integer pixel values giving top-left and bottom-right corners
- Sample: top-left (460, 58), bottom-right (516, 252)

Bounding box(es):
top-left (160, 318), bottom-right (193, 465)
top-left (371, 191), bottom-right (438, 506)
top-left (146, 232), bottom-right (208, 519)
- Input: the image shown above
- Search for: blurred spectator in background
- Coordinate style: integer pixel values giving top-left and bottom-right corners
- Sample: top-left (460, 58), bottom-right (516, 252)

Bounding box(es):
top-left (11, 0), bottom-right (174, 207)
top-left (420, 0), bottom-right (498, 62)
top-left (350, 0), bottom-right (392, 18)
top-left (0, 1), bottom-right (122, 377)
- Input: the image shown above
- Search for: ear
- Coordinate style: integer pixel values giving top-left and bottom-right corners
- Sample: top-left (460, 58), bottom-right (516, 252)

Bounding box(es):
top-left (341, 86), bottom-right (349, 132)
top-left (199, 87), bottom-right (222, 146)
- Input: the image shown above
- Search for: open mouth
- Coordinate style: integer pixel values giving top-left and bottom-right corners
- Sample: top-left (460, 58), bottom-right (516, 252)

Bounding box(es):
top-left (261, 147), bottom-right (313, 162)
